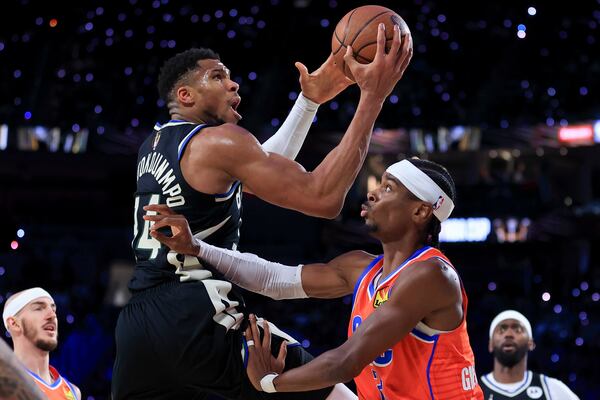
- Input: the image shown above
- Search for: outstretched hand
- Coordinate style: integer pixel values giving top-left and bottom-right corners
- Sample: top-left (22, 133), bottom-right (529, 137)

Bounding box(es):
top-left (296, 54), bottom-right (354, 104)
top-left (244, 314), bottom-right (287, 391)
top-left (142, 204), bottom-right (200, 256)
top-left (344, 23), bottom-right (413, 102)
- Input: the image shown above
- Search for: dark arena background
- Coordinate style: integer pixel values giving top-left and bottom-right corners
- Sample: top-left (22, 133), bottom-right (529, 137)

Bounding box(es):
top-left (1, 0), bottom-right (599, 398)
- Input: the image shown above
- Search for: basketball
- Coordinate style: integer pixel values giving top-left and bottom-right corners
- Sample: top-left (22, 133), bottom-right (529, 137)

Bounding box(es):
top-left (331, 5), bottom-right (411, 80)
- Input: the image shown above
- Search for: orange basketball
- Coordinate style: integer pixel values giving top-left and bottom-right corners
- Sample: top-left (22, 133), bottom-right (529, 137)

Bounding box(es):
top-left (331, 5), bottom-right (411, 80)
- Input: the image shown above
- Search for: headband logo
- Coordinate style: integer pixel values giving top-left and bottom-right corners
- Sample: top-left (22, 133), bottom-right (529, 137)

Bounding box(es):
top-left (432, 195), bottom-right (444, 211)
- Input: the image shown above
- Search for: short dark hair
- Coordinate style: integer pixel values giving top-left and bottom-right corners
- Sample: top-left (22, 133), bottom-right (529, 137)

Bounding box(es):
top-left (157, 48), bottom-right (220, 102)
top-left (407, 159), bottom-right (456, 248)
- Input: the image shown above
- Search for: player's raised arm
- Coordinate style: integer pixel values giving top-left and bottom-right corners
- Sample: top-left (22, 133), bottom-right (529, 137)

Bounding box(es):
top-left (261, 55), bottom-right (354, 161)
top-left (144, 204), bottom-right (371, 299)
top-left (192, 24), bottom-right (412, 219)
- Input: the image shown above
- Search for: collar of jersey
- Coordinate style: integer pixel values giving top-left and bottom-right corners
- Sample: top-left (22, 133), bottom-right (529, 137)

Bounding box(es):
top-left (154, 120), bottom-right (196, 130)
top-left (368, 246), bottom-right (432, 297)
top-left (483, 371), bottom-right (532, 396)
top-left (26, 368), bottom-right (62, 389)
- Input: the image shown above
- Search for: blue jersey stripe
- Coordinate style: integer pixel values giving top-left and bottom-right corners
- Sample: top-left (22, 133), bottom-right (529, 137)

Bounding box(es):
top-left (411, 328), bottom-right (438, 342)
top-left (377, 246), bottom-right (431, 288)
top-left (352, 255), bottom-right (383, 307)
top-left (426, 335), bottom-right (440, 399)
top-left (177, 124), bottom-right (207, 160)
top-left (26, 369), bottom-right (62, 389)
top-left (214, 180), bottom-right (241, 198)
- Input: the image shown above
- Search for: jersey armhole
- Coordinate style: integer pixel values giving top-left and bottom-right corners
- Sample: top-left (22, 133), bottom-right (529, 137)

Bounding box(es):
top-left (177, 124), bottom-right (208, 160)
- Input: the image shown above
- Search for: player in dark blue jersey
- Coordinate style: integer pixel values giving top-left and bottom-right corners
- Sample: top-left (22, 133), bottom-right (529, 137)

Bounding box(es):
top-left (113, 23), bottom-right (412, 400)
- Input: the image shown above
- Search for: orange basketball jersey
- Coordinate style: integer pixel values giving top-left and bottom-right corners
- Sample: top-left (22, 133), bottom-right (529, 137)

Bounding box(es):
top-left (348, 246), bottom-right (484, 400)
top-left (27, 366), bottom-right (78, 400)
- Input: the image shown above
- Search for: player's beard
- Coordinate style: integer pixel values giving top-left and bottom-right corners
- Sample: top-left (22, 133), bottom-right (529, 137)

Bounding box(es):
top-left (493, 342), bottom-right (528, 368)
top-left (22, 319), bottom-right (58, 352)
top-left (365, 219), bottom-right (378, 232)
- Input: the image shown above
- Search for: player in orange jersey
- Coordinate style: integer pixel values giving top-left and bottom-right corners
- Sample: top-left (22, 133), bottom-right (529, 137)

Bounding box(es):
top-left (3, 288), bottom-right (81, 400)
top-left (144, 158), bottom-right (484, 399)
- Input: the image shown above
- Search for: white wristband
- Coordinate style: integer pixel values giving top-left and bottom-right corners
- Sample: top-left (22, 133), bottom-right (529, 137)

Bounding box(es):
top-left (260, 373), bottom-right (279, 393)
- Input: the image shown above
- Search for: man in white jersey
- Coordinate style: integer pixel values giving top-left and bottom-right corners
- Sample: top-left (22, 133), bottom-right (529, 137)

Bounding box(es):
top-left (480, 310), bottom-right (578, 400)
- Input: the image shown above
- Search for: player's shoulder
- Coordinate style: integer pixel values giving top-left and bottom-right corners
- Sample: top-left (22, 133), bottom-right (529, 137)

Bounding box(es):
top-left (203, 123), bottom-right (255, 140)
top-left (539, 374), bottom-right (579, 399)
top-left (400, 256), bottom-right (461, 298)
top-left (189, 123), bottom-right (260, 150)
top-left (331, 250), bottom-right (377, 267)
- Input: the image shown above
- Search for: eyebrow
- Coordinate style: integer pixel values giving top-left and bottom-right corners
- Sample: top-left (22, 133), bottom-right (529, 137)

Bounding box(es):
top-left (383, 173), bottom-right (401, 186)
top-left (29, 301), bottom-right (56, 309)
top-left (209, 66), bottom-right (231, 77)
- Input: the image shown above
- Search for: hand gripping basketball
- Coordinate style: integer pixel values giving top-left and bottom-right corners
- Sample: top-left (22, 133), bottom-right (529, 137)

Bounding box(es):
top-left (344, 23), bottom-right (413, 102)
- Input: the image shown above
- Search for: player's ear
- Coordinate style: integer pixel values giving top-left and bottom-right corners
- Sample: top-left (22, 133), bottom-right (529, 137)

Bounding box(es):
top-left (175, 85), bottom-right (195, 105)
top-left (413, 202), bottom-right (432, 225)
top-left (528, 339), bottom-right (536, 351)
top-left (488, 339), bottom-right (493, 354)
top-left (7, 317), bottom-right (21, 333)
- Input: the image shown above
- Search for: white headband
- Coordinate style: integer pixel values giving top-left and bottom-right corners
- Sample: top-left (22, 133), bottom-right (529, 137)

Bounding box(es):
top-left (489, 310), bottom-right (533, 339)
top-left (3, 288), bottom-right (54, 330)
top-left (386, 160), bottom-right (455, 222)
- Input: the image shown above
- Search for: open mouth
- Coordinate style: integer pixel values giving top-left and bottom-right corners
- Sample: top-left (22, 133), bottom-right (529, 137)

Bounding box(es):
top-left (501, 343), bottom-right (516, 351)
top-left (43, 324), bottom-right (56, 333)
top-left (229, 97), bottom-right (242, 120)
top-left (360, 204), bottom-right (370, 218)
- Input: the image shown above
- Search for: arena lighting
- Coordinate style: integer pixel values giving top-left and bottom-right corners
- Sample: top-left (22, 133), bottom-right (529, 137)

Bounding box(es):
top-left (558, 125), bottom-right (593, 143)
top-left (439, 218), bottom-right (491, 242)
top-left (0, 124), bottom-right (7, 150)
top-left (594, 120), bottom-right (600, 143)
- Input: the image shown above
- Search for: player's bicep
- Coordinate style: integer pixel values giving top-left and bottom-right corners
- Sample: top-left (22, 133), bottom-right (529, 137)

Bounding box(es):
top-left (209, 125), bottom-right (337, 217)
top-left (302, 251), bottom-right (374, 299)
top-left (235, 152), bottom-right (319, 212)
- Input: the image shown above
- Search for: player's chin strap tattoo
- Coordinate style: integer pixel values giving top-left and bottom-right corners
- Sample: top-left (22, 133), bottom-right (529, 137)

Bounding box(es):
top-left (0, 339), bottom-right (45, 400)
top-left (261, 92), bottom-right (318, 160)
top-left (177, 240), bottom-right (308, 301)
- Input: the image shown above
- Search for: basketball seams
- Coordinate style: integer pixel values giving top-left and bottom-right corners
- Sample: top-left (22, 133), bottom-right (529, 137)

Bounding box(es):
top-left (332, 9), bottom-right (356, 56)
top-left (354, 38), bottom-right (394, 57)
top-left (333, 30), bottom-right (345, 55)
top-left (343, 9), bottom-right (358, 45)
top-left (331, 6), bottom-right (408, 79)
top-left (348, 11), bottom-right (392, 47)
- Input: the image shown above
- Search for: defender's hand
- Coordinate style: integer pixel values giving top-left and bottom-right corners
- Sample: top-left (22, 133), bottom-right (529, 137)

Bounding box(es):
top-left (142, 204), bottom-right (200, 256)
top-left (296, 55), bottom-right (354, 104)
top-left (244, 314), bottom-right (287, 391)
top-left (345, 23), bottom-right (413, 103)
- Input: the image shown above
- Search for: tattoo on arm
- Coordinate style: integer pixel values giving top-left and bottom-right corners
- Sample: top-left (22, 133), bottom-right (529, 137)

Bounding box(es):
top-left (0, 340), bottom-right (45, 400)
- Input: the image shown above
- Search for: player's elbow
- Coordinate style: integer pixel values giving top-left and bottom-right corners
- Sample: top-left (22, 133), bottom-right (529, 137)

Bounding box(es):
top-left (312, 196), bottom-right (344, 219)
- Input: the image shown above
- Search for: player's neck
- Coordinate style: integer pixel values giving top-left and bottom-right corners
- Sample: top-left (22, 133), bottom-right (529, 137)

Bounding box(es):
top-left (492, 358), bottom-right (527, 384)
top-left (14, 341), bottom-right (52, 383)
top-left (381, 233), bottom-right (423, 277)
top-left (170, 109), bottom-right (207, 125)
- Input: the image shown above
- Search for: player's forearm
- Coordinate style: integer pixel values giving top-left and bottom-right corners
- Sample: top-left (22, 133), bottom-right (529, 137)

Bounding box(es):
top-left (261, 93), bottom-right (319, 160)
top-left (270, 347), bottom-right (357, 392)
top-left (309, 93), bottom-right (384, 216)
top-left (196, 240), bottom-right (308, 300)
top-left (0, 340), bottom-right (45, 400)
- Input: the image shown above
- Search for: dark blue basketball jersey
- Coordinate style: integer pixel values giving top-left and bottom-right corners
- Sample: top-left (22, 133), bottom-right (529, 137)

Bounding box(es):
top-left (130, 120), bottom-right (242, 290)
